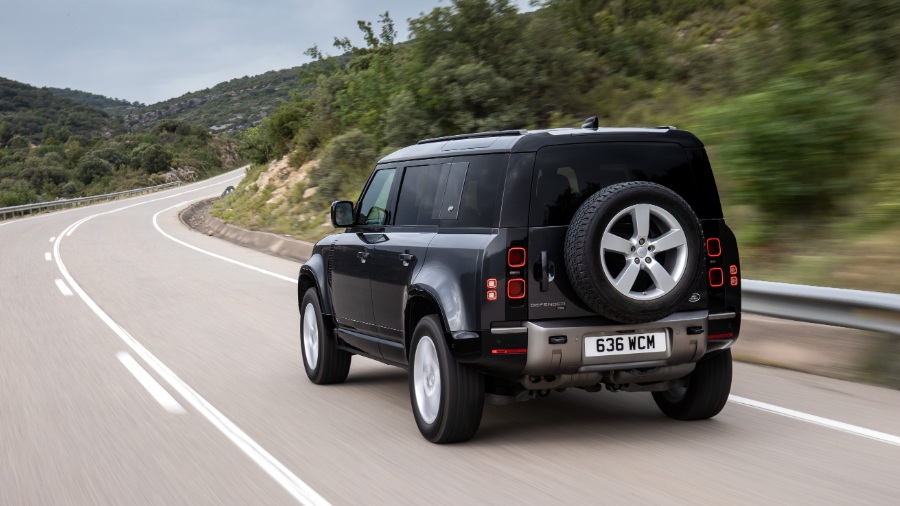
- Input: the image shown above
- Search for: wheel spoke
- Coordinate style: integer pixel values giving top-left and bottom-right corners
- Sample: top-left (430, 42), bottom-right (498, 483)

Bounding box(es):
top-left (633, 204), bottom-right (651, 239)
top-left (649, 229), bottom-right (686, 253)
top-left (646, 261), bottom-right (677, 293)
top-left (601, 232), bottom-right (633, 255)
top-left (613, 262), bottom-right (641, 295)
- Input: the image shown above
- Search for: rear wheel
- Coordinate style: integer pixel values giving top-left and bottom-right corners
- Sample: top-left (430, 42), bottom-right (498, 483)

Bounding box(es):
top-left (652, 349), bottom-right (732, 420)
top-left (409, 315), bottom-right (484, 443)
top-left (300, 288), bottom-right (351, 385)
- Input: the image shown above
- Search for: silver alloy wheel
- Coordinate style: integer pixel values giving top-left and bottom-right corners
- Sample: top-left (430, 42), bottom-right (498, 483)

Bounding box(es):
top-left (413, 335), bottom-right (441, 424)
top-left (302, 303), bottom-right (319, 370)
top-left (599, 203), bottom-right (689, 301)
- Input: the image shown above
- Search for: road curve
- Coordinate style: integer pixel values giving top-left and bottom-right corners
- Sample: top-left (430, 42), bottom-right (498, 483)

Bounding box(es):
top-left (2, 169), bottom-right (899, 505)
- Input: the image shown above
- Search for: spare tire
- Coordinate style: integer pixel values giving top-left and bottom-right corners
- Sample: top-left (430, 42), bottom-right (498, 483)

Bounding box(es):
top-left (564, 181), bottom-right (703, 323)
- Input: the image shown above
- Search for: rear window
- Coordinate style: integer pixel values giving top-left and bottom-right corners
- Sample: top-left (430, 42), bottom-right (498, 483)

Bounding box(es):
top-left (529, 142), bottom-right (695, 226)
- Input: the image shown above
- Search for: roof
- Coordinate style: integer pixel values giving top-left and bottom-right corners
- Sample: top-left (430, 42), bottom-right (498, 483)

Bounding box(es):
top-left (378, 126), bottom-right (704, 164)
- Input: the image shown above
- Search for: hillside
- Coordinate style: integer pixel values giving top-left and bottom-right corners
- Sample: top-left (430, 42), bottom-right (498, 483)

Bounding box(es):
top-left (214, 0), bottom-right (900, 293)
top-left (0, 77), bottom-right (126, 145)
top-left (47, 87), bottom-right (144, 116)
top-left (124, 67), bottom-right (313, 134)
top-left (0, 78), bottom-right (241, 208)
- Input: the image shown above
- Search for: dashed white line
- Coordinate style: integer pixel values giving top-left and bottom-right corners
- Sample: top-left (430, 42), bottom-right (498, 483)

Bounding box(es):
top-left (117, 352), bottom-right (185, 414)
top-left (729, 395), bottom-right (900, 447)
top-left (52, 178), bottom-right (329, 506)
top-left (54, 278), bottom-right (73, 296)
top-left (49, 236), bottom-right (56, 242)
top-left (45, 252), bottom-right (52, 261)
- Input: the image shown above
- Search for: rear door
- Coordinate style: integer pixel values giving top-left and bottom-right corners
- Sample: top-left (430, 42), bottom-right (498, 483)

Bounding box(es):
top-left (526, 142), bottom-right (698, 320)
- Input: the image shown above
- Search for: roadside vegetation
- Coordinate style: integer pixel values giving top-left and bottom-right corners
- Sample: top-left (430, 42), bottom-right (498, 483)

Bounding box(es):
top-left (0, 78), bottom-right (241, 205)
top-left (226, 1), bottom-right (898, 291)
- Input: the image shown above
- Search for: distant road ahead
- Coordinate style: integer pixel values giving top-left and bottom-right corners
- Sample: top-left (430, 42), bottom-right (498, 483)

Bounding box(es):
top-left (2, 169), bottom-right (899, 505)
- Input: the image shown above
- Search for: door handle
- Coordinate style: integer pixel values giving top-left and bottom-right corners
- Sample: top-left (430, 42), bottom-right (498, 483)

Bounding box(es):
top-left (399, 252), bottom-right (415, 266)
top-left (357, 251), bottom-right (371, 263)
top-left (540, 251), bottom-right (549, 292)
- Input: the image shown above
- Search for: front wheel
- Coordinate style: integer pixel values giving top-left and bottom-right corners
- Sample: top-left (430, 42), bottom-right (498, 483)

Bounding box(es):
top-left (409, 315), bottom-right (484, 443)
top-left (300, 288), bottom-right (351, 385)
top-left (652, 349), bottom-right (732, 420)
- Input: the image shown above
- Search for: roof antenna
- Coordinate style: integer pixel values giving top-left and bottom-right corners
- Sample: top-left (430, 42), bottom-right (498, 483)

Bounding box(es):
top-left (581, 116), bottom-right (599, 130)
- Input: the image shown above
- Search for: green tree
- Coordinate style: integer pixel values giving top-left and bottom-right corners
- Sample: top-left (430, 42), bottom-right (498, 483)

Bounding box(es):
top-left (702, 75), bottom-right (880, 223)
top-left (76, 154), bottom-right (114, 184)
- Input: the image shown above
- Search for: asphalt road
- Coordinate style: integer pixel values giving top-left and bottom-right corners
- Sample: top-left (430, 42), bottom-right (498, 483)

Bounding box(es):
top-left (2, 168), bottom-right (899, 505)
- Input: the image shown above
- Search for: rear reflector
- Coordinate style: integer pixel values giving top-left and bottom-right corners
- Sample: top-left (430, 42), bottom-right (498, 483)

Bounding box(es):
top-left (706, 238), bottom-right (722, 257)
top-left (709, 332), bottom-right (734, 340)
top-left (491, 348), bottom-right (527, 354)
top-left (508, 247), bottom-right (526, 268)
top-left (709, 268), bottom-right (724, 287)
top-left (507, 278), bottom-right (526, 299)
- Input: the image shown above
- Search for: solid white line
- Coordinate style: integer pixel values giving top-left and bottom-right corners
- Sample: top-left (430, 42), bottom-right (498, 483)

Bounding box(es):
top-left (54, 278), bottom-right (73, 296)
top-left (729, 395), bottom-right (900, 447)
top-left (45, 252), bottom-right (52, 261)
top-left (152, 202), bottom-right (298, 284)
top-left (52, 195), bottom-right (328, 505)
top-left (117, 352), bottom-right (185, 414)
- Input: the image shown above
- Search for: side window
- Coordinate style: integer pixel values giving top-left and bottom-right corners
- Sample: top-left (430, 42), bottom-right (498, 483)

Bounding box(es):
top-left (395, 164), bottom-right (442, 226)
top-left (357, 169), bottom-right (396, 226)
top-left (452, 155), bottom-right (506, 228)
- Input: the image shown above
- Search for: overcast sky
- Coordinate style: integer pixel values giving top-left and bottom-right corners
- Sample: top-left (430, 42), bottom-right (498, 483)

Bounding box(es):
top-left (1, 0), bottom-right (535, 105)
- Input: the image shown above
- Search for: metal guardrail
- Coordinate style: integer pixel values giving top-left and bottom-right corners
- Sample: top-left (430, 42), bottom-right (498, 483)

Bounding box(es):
top-left (743, 280), bottom-right (900, 335)
top-left (0, 181), bottom-right (183, 221)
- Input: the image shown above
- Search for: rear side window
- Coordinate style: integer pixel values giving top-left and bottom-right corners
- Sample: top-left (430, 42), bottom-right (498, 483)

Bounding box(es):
top-left (530, 143), bottom-right (695, 226)
top-left (393, 154), bottom-right (507, 228)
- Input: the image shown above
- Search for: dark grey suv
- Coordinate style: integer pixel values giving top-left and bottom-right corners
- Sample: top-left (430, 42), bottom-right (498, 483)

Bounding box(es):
top-left (298, 120), bottom-right (741, 443)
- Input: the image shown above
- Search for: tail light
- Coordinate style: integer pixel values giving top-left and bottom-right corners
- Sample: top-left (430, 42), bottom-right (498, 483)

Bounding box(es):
top-left (507, 278), bottom-right (526, 299)
top-left (709, 267), bottom-right (724, 287)
top-left (706, 238), bottom-right (722, 257)
top-left (508, 247), bottom-right (526, 268)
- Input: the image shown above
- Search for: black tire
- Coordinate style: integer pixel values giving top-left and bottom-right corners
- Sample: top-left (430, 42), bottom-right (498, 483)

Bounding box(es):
top-left (652, 349), bottom-right (732, 420)
top-left (564, 181), bottom-right (703, 323)
top-left (300, 288), bottom-right (351, 385)
top-left (408, 315), bottom-right (484, 443)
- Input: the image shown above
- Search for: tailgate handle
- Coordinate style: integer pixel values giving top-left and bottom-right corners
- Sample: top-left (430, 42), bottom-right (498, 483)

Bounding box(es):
top-left (540, 251), bottom-right (549, 292)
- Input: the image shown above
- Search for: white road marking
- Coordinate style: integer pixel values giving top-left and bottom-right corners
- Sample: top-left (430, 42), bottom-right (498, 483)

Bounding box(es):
top-left (45, 252), bottom-right (52, 261)
top-left (49, 236), bottom-right (55, 242)
top-left (117, 352), bottom-right (185, 414)
top-left (152, 202), bottom-right (298, 284)
top-left (54, 278), bottom-right (73, 296)
top-left (52, 180), bottom-right (329, 506)
top-left (729, 395), bottom-right (900, 447)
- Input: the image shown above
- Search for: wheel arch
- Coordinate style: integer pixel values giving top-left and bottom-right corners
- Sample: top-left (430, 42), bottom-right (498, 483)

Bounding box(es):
top-left (298, 252), bottom-right (333, 317)
top-left (405, 287), bottom-right (451, 357)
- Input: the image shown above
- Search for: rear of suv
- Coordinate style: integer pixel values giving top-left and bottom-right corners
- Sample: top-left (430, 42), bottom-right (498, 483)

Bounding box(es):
top-left (298, 120), bottom-right (741, 443)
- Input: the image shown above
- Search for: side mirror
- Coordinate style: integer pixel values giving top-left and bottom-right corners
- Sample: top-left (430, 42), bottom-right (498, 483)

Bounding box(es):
top-left (331, 201), bottom-right (354, 228)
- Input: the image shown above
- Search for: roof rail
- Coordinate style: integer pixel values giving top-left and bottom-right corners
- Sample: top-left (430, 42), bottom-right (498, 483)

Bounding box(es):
top-left (417, 129), bottom-right (527, 145)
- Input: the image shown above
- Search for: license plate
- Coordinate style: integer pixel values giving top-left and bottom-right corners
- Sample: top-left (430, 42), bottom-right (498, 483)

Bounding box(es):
top-left (584, 331), bottom-right (667, 358)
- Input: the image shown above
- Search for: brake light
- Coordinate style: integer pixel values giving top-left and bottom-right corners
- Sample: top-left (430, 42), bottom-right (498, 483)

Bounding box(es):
top-left (706, 238), bottom-right (722, 257)
top-left (491, 348), bottom-right (527, 354)
top-left (508, 247), bottom-right (526, 268)
top-left (507, 278), bottom-right (526, 299)
top-left (709, 268), bottom-right (724, 287)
